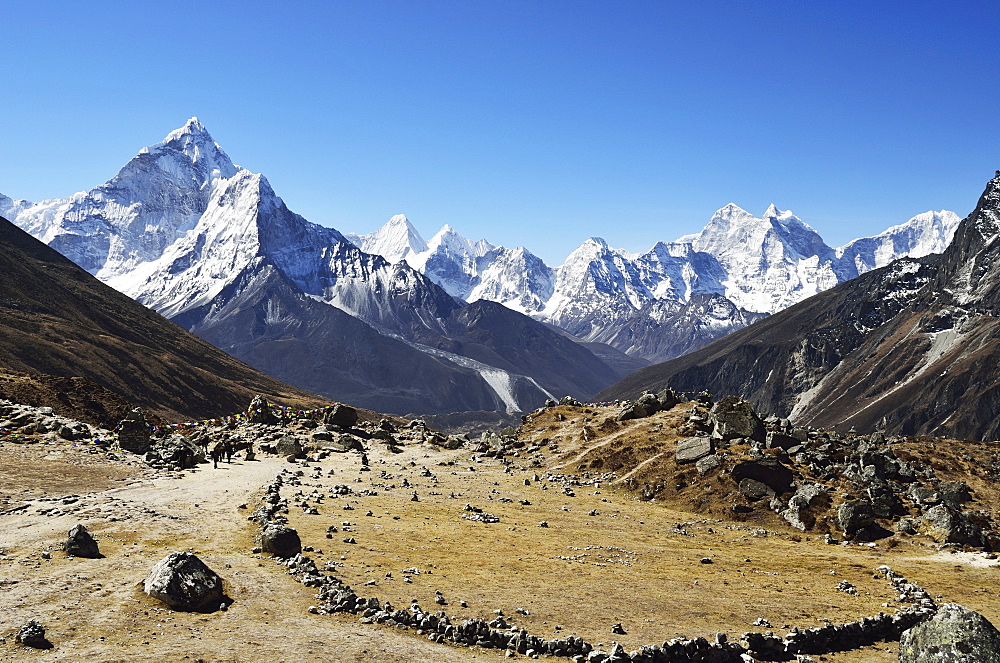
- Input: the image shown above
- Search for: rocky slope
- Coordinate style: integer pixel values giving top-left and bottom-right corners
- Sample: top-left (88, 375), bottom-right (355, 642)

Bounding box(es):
top-left (0, 215), bottom-right (325, 423)
top-left (597, 172), bottom-right (1000, 441)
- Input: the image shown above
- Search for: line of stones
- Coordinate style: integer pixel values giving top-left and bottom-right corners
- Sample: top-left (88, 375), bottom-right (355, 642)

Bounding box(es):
top-left (252, 473), bottom-right (939, 662)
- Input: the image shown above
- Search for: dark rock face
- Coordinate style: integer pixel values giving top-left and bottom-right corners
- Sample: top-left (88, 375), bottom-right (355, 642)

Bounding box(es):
top-left (730, 459), bottom-right (793, 494)
top-left (143, 552), bottom-right (223, 611)
top-left (597, 174), bottom-right (1000, 441)
top-left (710, 396), bottom-right (765, 442)
top-left (900, 603), bottom-right (1000, 663)
top-left (64, 524), bottom-right (100, 558)
top-left (323, 404), bottom-right (358, 428)
top-left (260, 524), bottom-right (302, 558)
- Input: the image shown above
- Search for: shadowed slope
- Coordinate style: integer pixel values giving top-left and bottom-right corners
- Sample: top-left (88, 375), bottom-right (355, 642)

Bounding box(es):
top-left (0, 216), bottom-right (325, 422)
top-left (598, 173), bottom-right (1000, 440)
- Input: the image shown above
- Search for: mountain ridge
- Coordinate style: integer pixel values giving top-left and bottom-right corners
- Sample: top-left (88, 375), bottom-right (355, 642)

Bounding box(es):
top-left (596, 172), bottom-right (1000, 441)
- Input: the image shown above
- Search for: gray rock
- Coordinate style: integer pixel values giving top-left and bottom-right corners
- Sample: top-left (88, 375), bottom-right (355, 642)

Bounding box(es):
top-left (17, 620), bottom-right (47, 648)
top-left (695, 453), bottom-right (724, 475)
top-left (730, 458), bottom-right (794, 494)
top-left (676, 437), bottom-right (713, 464)
top-left (781, 483), bottom-right (827, 530)
top-left (937, 481), bottom-right (972, 509)
top-left (143, 552), bottom-right (223, 611)
top-left (147, 434), bottom-right (206, 469)
top-left (635, 392), bottom-right (661, 414)
top-left (64, 523), bottom-right (100, 558)
top-left (423, 433), bottom-right (464, 450)
top-left (919, 505), bottom-right (984, 547)
top-left (739, 478), bottom-right (773, 502)
top-left (617, 403), bottom-right (649, 422)
top-left (260, 524), bottom-right (302, 558)
top-left (656, 388), bottom-right (679, 411)
top-left (709, 396), bottom-right (765, 442)
top-left (900, 603), bottom-right (1000, 662)
top-left (275, 435), bottom-right (304, 457)
top-left (323, 404), bottom-right (359, 428)
top-left (316, 433), bottom-right (362, 453)
top-left (908, 485), bottom-right (942, 509)
top-left (837, 499), bottom-right (876, 537)
top-left (765, 431), bottom-right (799, 450)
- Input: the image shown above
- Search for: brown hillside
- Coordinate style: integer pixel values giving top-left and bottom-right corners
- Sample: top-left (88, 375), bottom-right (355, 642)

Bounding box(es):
top-left (0, 216), bottom-right (326, 422)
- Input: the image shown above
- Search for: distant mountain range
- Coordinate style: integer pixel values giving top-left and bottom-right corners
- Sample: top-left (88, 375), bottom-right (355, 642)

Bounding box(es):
top-left (348, 205), bottom-right (960, 363)
top-left (0, 118), bottom-right (962, 415)
top-left (599, 172), bottom-right (1000, 441)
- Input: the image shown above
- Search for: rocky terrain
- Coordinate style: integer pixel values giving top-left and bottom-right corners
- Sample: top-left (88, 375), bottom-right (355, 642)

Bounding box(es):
top-left (2, 394), bottom-right (999, 662)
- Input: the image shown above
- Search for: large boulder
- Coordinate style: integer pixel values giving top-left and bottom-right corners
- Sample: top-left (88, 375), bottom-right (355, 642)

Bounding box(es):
top-left (937, 481), bottom-right (972, 509)
top-left (730, 458), bottom-right (794, 494)
top-left (275, 435), bottom-right (304, 457)
top-left (315, 432), bottom-right (362, 453)
top-left (738, 478), bottom-right (773, 502)
top-left (709, 396), bottom-right (765, 443)
top-left (781, 483), bottom-right (827, 530)
top-left (117, 408), bottom-right (151, 454)
top-left (260, 524), bottom-right (302, 558)
top-left (919, 505), bottom-right (984, 547)
top-left (64, 523), bottom-right (100, 558)
top-left (143, 552), bottom-right (223, 611)
top-left (617, 403), bottom-right (649, 422)
top-left (676, 437), bottom-right (714, 464)
top-left (146, 434), bottom-right (206, 469)
top-left (323, 404), bottom-right (358, 428)
top-left (837, 499), bottom-right (876, 537)
top-left (656, 388), bottom-right (680, 411)
top-left (635, 393), bottom-right (661, 414)
top-left (900, 603), bottom-right (1000, 662)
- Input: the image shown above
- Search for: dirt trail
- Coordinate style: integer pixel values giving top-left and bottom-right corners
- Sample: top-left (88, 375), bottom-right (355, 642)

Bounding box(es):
top-left (0, 449), bottom-right (492, 663)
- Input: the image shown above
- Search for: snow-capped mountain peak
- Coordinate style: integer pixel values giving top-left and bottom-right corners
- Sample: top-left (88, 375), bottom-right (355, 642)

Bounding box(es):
top-left (141, 117), bottom-right (239, 185)
top-left (837, 209), bottom-right (962, 273)
top-left (345, 214), bottom-right (427, 265)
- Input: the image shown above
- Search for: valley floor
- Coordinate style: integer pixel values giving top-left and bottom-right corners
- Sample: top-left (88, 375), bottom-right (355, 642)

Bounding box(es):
top-left (0, 413), bottom-right (997, 662)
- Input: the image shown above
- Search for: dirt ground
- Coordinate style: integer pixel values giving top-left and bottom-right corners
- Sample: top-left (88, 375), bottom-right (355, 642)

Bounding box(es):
top-left (1, 409), bottom-right (998, 663)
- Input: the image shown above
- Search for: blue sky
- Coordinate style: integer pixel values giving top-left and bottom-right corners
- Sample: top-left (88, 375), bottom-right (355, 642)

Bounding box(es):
top-left (3, 1), bottom-right (998, 264)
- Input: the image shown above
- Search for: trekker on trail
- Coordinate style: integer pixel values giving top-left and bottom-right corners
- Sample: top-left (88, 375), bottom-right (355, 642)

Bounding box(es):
top-left (211, 442), bottom-right (224, 469)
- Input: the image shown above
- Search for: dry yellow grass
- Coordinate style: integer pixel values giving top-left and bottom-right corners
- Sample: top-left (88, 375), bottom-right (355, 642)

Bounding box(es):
top-left (2, 404), bottom-right (998, 662)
